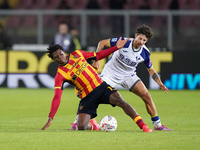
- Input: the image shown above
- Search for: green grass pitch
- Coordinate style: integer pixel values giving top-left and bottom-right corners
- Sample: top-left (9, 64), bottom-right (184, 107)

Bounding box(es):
top-left (0, 88), bottom-right (200, 150)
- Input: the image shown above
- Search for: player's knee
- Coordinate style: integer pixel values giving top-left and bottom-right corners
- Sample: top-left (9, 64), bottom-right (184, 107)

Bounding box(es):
top-left (141, 91), bottom-right (152, 102)
top-left (110, 92), bottom-right (126, 106)
top-left (77, 125), bottom-right (86, 130)
top-left (114, 97), bottom-right (127, 107)
top-left (77, 123), bottom-right (87, 130)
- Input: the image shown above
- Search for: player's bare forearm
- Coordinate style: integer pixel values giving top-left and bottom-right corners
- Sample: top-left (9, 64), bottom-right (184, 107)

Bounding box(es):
top-left (94, 39), bottom-right (109, 70)
top-left (96, 39), bottom-right (110, 52)
top-left (152, 72), bottom-right (159, 83)
top-left (151, 71), bottom-right (163, 86)
top-left (96, 42), bottom-right (104, 52)
top-left (148, 68), bottom-right (169, 93)
top-left (148, 67), bottom-right (159, 83)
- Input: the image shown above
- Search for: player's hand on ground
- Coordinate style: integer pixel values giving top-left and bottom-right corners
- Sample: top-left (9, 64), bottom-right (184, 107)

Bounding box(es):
top-left (160, 84), bottom-right (169, 94)
top-left (92, 60), bottom-right (100, 70)
top-left (116, 37), bottom-right (130, 49)
top-left (41, 117), bottom-right (53, 130)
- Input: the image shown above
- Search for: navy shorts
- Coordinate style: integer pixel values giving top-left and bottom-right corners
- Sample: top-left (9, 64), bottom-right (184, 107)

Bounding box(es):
top-left (77, 82), bottom-right (117, 118)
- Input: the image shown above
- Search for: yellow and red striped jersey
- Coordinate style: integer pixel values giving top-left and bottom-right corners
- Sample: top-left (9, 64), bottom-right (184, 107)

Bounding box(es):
top-left (54, 50), bottom-right (103, 98)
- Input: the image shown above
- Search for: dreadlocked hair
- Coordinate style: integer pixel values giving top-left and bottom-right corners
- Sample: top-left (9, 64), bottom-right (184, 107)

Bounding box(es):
top-left (136, 24), bottom-right (154, 39)
top-left (47, 44), bottom-right (64, 59)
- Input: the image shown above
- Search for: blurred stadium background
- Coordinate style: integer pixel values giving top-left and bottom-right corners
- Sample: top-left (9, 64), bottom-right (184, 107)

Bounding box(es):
top-left (0, 0), bottom-right (200, 90)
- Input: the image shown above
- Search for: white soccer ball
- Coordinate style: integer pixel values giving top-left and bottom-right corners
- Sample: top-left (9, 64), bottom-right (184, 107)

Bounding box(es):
top-left (99, 115), bottom-right (117, 132)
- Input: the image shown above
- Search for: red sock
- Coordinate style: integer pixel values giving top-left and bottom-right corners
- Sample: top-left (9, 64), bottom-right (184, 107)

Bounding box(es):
top-left (133, 115), bottom-right (146, 129)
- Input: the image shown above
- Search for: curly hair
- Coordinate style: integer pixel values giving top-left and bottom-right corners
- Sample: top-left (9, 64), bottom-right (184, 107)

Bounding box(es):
top-left (47, 44), bottom-right (64, 59)
top-left (136, 24), bottom-right (154, 39)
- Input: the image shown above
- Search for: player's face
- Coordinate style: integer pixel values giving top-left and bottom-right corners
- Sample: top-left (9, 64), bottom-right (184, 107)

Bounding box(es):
top-left (52, 49), bottom-right (67, 65)
top-left (133, 34), bottom-right (148, 49)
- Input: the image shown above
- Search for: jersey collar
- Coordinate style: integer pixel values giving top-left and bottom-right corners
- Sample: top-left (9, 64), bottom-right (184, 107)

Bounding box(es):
top-left (132, 40), bottom-right (141, 52)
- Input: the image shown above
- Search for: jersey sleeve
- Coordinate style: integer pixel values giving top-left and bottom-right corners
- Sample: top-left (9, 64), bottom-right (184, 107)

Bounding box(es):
top-left (79, 50), bottom-right (96, 60)
top-left (144, 56), bottom-right (153, 69)
top-left (140, 48), bottom-right (153, 69)
top-left (54, 71), bottom-right (65, 90)
top-left (109, 37), bottom-right (125, 47)
top-left (48, 88), bottom-right (63, 119)
top-left (48, 71), bottom-right (65, 118)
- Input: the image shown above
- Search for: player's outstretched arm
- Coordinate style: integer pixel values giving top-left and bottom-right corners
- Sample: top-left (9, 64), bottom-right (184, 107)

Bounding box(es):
top-left (148, 67), bottom-right (169, 94)
top-left (41, 89), bottom-right (63, 130)
top-left (92, 39), bottom-right (109, 70)
top-left (41, 117), bottom-right (53, 130)
top-left (96, 37), bottom-right (130, 60)
top-left (96, 39), bottom-right (109, 52)
top-left (160, 84), bottom-right (169, 94)
top-left (93, 37), bottom-right (130, 70)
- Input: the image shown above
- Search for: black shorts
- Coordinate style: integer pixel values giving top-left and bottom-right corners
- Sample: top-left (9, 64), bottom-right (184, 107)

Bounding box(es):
top-left (77, 82), bottom-right (117, 118)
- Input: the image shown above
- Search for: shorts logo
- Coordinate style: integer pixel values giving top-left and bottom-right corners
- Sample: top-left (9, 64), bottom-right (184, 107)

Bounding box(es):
top-left (107, 86), bottom-right (116, 91)
top-left (79, 106), bottom-right (83, 110)
top-left (107, 86), bottom-right (113, 91)
top-left (136, 56), bottom-right (140, 60)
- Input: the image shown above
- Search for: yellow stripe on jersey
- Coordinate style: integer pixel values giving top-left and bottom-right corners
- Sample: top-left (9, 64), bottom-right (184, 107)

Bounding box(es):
top-left (78, 74), bottom-right (92, 96)
top-left (57, 59), bottom-right (97, 98)
top-left (58, 68), bottom-right (71, 79)
top-left (73, 74), bottom-right (90, 98)
top-left (55, 50), bottom-right (103, 98)
top-left (73, 78), bottom-right (85, 97)
top-left (73, 67), bottom-right (100, 98)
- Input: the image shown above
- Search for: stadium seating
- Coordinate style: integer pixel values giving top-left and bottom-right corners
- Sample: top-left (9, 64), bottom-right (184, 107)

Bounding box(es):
top-left (31, 0), bottom-right (47, 9)
top-left (159, 0), bottom-right (171, 10)
top-left (6, 15), bottom-right (22, 28)
top-left (177, 0), bottom-right (187, 10)
top-left (21, 15), bottom-right (37, 27)
top-left (187, 0), bottom-right (200, 10)
top-left (4, 0), bottom-right (200, 31)
top-left (16, 0), bottom-right (33, 9)
top-left (123, 0), bottom-right (142, 9)
top-left (5, 0), bottom-right (200, 11)
top-left (97, 0), bottom-right (109, 9)
top-left (72, 0), bottom-right (88, 9)
top-left (148, 0), bottom-right (159, 9)
top-left (45, 0), bottom-right (62, 9)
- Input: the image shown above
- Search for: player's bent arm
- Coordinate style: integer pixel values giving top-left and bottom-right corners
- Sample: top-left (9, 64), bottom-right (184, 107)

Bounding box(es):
top-left (96, 37), bottom-right (130, 60)
top-left (92, 39), bottom-right (110, 70)
top-left (148, 67), bottom-right (169, 94)
top-left (96, 39), bottom-right (110, 52)
top-left (94, 37), bottom-right (130, 70)
top-left (41, 89), bottom-right (63, 130)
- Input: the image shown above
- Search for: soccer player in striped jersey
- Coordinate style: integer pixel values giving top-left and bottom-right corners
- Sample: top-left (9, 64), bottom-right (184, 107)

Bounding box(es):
top-left (41, 37), bottom-right (152, 132)
top-left (91, 25), bottom-right (172, 131)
